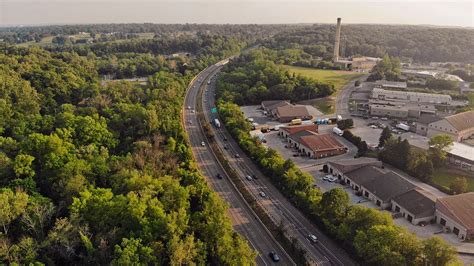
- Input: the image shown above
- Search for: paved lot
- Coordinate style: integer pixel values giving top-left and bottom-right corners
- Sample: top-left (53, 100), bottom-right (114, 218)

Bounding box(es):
top-left (240, 105), bottom-right (282, 127)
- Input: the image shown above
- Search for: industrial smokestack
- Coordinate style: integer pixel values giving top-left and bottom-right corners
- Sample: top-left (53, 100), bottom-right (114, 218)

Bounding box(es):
top-left (333, 17), bottom-right (342, 61)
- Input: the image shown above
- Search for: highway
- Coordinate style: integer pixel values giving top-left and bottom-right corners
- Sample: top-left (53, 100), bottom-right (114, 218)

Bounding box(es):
top-left (194, 63), bottom-right (356, 265)
top-left (183, 62), bottom-right (294, 265)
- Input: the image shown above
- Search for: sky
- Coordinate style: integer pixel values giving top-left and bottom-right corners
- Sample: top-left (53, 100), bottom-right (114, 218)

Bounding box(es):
top-left (1, 0), bottom-right (473, 27)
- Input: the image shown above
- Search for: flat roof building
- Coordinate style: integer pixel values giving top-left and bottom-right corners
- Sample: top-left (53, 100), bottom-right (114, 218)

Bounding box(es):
top-left (372, 88), bottom-right (452, 105)
top-left (375, 80), bottom-right (408, 90)
top-left (369, 102), bottom-right (436, 119)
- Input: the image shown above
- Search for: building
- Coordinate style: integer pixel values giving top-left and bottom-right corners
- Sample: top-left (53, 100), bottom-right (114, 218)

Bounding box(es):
top-left (415, 114), bottom-right (441, 136)
top-left (435, 192), bottom-right (474, 240)
top-left (369, 102), bottom-right (436, 119)
top-left (275, 105), bottom-right (312, 123)
top-left (372, 88), bottom-right (452, 105)
top-left (279, 124), bottom-right (319, 139)
top-left (325, 158), bottom-right (382, 178)
top-left (446, 142), bottom-right (474, 172)
top-left (427, 111), bottom-right (474, 141)
top-left (375, 80), bottom-right (408, 90)
top-left (391, 188), bottom-right (436, 225)
top-left (297, 134), bottom-right (346, 159)
top-left (261, 100), bottom-right (291, 115)
top-left (331, 18), bottom-right (378, 72)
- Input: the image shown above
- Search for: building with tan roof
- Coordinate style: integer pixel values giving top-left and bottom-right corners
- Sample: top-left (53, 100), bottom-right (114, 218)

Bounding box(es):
top-left (427, 111), bottom-right (474, 141)
top-left (435, 192), bottom-right (474, 240)
top-left (275, 105), bottom-right (312, 122)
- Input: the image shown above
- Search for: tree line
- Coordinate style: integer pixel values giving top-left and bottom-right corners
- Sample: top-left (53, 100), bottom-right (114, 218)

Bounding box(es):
top-left (0, 43), bottom-right (256, 264)
top-left (217, 100), bottom-right (459, 265)
top-left (216, 48), bottom-right (335, 105)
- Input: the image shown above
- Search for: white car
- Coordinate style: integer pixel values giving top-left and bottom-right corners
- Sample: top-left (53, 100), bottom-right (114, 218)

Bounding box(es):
top-left (308, 234), bottom-right (318, 243)
top-left (201, 141), bottom-right (205, 146)
top-left (246, 175), bottom-right (253, 181)
top-left (191, 110), bottom-right (195, 113)
top-left (259, 191), bottom-right (266, 198)
top-left (322, 175), bottom-right (332, 181)
top-left (328, 176), bottom-right (338, 182)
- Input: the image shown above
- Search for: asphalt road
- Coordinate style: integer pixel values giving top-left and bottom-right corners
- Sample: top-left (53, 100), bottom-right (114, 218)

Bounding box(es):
top-left (200, 67), bottom-right (356, 265)
top-left (183, 62), bottom-right (294, 266)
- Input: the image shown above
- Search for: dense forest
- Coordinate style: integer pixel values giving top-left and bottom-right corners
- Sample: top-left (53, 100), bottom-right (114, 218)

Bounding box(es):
top-left (216, 48), bottom-right (335, 105)
top-left (266, 24), bottom-right (474, 63)
top-left (0, 35), bottom-right (256, 264)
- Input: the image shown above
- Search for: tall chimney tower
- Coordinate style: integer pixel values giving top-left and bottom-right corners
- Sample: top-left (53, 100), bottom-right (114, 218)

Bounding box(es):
top-left (333, 17), bottom-right (342, 62)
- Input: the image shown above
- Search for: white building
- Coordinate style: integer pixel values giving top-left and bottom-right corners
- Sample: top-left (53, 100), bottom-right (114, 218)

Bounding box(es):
top-left (372, 88), bottom-right (452, 105)
top-left (427, 111), bottom-right (474, 142)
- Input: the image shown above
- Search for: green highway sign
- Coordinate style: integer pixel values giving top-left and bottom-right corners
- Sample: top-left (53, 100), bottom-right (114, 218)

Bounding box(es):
top-left (211, 107), bottom-right (217, 113)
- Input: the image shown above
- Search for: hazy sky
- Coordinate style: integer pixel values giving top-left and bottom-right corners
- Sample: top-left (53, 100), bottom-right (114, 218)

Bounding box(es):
top-left (1, 0), bottom-right (473, 27)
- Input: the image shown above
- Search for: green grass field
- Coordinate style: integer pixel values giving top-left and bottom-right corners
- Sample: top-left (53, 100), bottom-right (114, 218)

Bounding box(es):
top-left (431, 168), bottom-right (474, 192)
top-left (282, 65), bottom-right (364, 114)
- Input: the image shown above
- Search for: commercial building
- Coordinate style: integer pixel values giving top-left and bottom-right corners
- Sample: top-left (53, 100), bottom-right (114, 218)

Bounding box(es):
top-left (391, 188), bottom-right (436, 225)
top-left (369, 102), bottom-right (436, 119)
top-left (375, 80), bottom-right (408, 90)
top-left (372, 88), bottom-right (452, 105)
top-left (297, 134), bottom-right (346, 159)
top-left (279, 124), bottom-right (319, 139)
top-left (435, 192), bottom-right (474, 240)
top-left (415, 114), bottom-right (441, 136)
top-left (427, 111), bottom-right (474, 141)
top-left (324, 158), bottom-right (382, 178)
top-left (280, 126), bottom-right (346, 159)
top-left (446, 142), bottom-right (474, 172)
top-left (275, 105), bottom-right (312, 123)
top-left (261, 100), bottom-right (291, 115)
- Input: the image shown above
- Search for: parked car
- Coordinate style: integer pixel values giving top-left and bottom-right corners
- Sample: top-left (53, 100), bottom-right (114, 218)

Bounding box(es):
top-left (328, 176), bottom-right (337, 182)
top-left (381, 117), bottom-right (388, 121)
top-left (269, 252), bottom-right (280, 262)
top-left (370, 125), bottom-right (378, 129)
top-left (293, 153), bottom-right (300, 157)
top-left (201, 141), bottom-right (205, 146)
top-left (259, 191), bottom-right (266, 198)
top-left (322, 175), bottom-right (331, 181)
top-left (308, 234), bottom-right (318, 243)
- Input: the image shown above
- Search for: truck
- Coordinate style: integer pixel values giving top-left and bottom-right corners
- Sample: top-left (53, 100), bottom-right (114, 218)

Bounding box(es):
top-left (333, 127), bottom-right (344, 136)
top-left (214, 118), bottom-right (221, 128)
top-left (290, 119), bottom-right (302, 126)
top-left (396, 123), bottom-right (410, 131)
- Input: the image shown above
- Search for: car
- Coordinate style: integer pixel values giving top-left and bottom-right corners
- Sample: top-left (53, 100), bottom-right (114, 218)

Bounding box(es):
top-left (381, 117), bottom-right (388, 121)
top-left (246, 175), bottom-right (253, 181)
top-left (188, 120), bottom-right (192, 124)
top-left (370, 125), bottom-right (378, 129)
top-left (223, 144), bottom-right (229, 150)
top-left (328, 176), bottom-right (337, 182)
top-left (252, 174), bottom-right (258, 180)
top-left (187, 106), bottom-right (191, 110)
top-left (216, 173), bottom-right (223, 179)
top-left (235, 153), bottom-right (240, 158)
top-left (322, 175), bottom-right (332, 181)
top-left (191, 110), bottom-right (195, 113)
top-left (201, 141), bottom-right (205, 146)
top-left (372, 116), bottom-right (379, 120)
top-left (259, 191), bottom-right (266, 197)
top-left (308, 234), bottom-right (318, 243)
top-left (293, 153), bottom-right (299, 157)
top-left (223, 137), bottom-right (228, 141)
top-left (269, 252), bottom-right (280, 262)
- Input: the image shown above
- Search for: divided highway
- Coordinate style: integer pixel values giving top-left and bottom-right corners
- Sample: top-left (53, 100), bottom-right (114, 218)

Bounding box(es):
top-left (199, 62), bottom-right (356, 265)
top-left (183, 62), bottom-right (294, 265)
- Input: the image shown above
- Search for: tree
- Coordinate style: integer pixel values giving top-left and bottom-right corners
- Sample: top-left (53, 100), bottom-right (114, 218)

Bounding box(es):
top-left (13, 154), bottom-right (35, 179)
top-left (428, 134), bottom-right (453, 167)
top-left (449, 177), bottom-right (468, 194)
top-left (422, 237), bottom-right (459, 266)
top-left (0, 189), bottom-right (29, 235)
top-left (378, 127), bottom-right (392, 147)
top-left (408, 151), bottom-right (433, 182)
top-left (112, 238), bottom-right (158, 265)
top-left (318, 188), bottom-right (350, 225)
